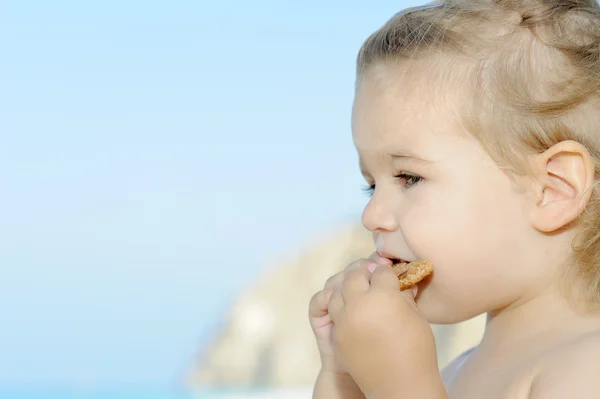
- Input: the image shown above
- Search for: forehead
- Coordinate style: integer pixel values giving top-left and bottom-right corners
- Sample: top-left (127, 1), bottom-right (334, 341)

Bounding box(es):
top-left (351, 67), bottom-right (468, 159)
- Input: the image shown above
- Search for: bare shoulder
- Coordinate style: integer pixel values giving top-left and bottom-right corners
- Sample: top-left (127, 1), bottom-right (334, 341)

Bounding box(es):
top-left (529, 330), bottom-right (600, 398)
top-left (440, 346), bottom-right (475, 385)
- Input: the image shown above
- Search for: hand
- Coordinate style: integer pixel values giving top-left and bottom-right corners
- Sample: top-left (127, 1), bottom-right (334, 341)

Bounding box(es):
top-left (309, 253), bottom-right (392, 375)
top-left (328, 264), bottom-right (445, 399)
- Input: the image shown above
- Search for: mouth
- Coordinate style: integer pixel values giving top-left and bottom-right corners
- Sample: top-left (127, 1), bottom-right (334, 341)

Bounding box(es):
top-left (379, 255), bottom-right (414, 279)
top-left (381, 255), bottom-right (410, 266)
top-left (376, 251), bottom-right (412, 266)
top-left (389, 258), bottom-right (411, 278)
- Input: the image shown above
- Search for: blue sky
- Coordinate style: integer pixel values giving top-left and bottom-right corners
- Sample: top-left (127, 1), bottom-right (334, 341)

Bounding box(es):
top-left (0, 0), bottom-right (421, 389)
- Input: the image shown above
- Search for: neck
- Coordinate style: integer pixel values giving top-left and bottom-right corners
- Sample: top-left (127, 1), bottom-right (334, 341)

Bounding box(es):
top-left (481, 286), bottom-right (600, 352)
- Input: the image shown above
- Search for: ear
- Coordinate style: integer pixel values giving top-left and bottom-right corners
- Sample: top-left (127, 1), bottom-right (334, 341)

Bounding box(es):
top-left (531, 140), bottom-right (595, 233)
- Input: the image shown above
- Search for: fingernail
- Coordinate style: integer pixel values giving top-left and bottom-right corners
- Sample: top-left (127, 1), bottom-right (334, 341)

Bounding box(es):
top-left (400, 285), bottom-right (418, 299)
top-left (368, 263), bottom-right (378, 273)
top-left (410, 285), bottom-right (418, 298)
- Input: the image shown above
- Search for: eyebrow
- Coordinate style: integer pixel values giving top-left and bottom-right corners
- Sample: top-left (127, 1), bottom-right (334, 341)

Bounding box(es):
top-left (389, 152), bottom-right (432, 164)
top-left (359, 152), bottom-right (432, 176)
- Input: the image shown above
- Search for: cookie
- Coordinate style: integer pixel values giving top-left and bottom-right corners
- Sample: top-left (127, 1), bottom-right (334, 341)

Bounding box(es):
top-left (391, 260), bottom-right (434, 290)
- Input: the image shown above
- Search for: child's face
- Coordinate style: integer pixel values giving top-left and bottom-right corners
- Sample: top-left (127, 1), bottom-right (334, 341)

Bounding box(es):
top-left (352, 73), bottom-right (555, 324)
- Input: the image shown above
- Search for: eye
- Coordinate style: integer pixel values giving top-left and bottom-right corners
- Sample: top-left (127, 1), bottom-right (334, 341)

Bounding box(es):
top-left (396, 172), bottom-right (423, 188)
top-left (361, 172), bottom-right (422, 197)
top-left (361, 183), bottom-right (375, 197)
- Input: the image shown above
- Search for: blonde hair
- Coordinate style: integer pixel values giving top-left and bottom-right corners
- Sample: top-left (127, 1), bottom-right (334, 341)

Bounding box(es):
top-left (356, 0), bottom-right (600, 307)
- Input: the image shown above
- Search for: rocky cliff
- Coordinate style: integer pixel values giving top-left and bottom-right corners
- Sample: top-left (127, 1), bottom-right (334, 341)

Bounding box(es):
top-left (188, 223), bottom-right (485, 389)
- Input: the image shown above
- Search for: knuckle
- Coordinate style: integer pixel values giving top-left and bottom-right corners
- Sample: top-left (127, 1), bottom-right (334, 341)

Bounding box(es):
top-left (324, 275), bottom-right (336, 288)
top-left (330, 289), bottom-right (341, 302)
top-left (345, 257), bottom-right (369, 271)
top-left (324, 272), bottom-right (343, 289)
top-left (309, 290), bottom-right (322, 306)
top-left (341, 270), bottom-right (358, 290)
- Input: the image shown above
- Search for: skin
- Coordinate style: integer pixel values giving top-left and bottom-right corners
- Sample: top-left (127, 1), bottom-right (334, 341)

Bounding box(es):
top-left (310, 253), bottom-right (394, 399)
top-left (310, 64), bottom-right (600, 399)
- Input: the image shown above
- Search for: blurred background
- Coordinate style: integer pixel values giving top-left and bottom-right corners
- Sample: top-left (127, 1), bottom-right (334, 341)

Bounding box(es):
top-left (0, 1), bottom-right (485, 398)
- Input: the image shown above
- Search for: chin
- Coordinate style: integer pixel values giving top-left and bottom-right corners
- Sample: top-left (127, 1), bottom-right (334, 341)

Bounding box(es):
top-left (415, 287), bottom-right (487, 325)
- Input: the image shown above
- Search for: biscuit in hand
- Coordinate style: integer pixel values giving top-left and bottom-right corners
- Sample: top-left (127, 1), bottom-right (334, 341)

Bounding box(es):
top-left (391, 260), bottom-right (434, 290)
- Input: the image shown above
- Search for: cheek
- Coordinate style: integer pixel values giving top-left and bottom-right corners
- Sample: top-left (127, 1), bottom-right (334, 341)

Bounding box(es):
top-left (404, 180), bottom-right (513, 259)
top-left (400, 178), bottom-right (530, 320)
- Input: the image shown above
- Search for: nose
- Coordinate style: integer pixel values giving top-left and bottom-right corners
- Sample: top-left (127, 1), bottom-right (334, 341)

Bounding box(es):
top-left (361, 191), bottom-right (399, 233)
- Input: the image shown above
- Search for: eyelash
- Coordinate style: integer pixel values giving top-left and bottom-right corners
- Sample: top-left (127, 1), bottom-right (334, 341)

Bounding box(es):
top-left (361, 172), bottom-right (423, 197)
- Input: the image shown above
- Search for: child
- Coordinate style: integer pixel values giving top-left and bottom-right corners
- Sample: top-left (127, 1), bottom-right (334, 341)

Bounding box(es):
top-left (309, 0), bottom-right (600, 398)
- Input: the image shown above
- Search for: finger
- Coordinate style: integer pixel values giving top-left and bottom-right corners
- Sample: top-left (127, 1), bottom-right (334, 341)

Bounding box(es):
top-left (309, 288), bottom-right (333, 319)
top-left (344, 257), bottom-right (374, 272)
top-left (368, 252), bottom-right (393, 266)
top-left (328, 289), bottom-right (344, 322)
top-left (341, 267), bottom-right (371, 300)
top-left (369, 264), bottom-right (400, 291)
top-left (324, 272), bottom-right (345, 290)
top-left (325, 259), bottom-right (376, 290)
